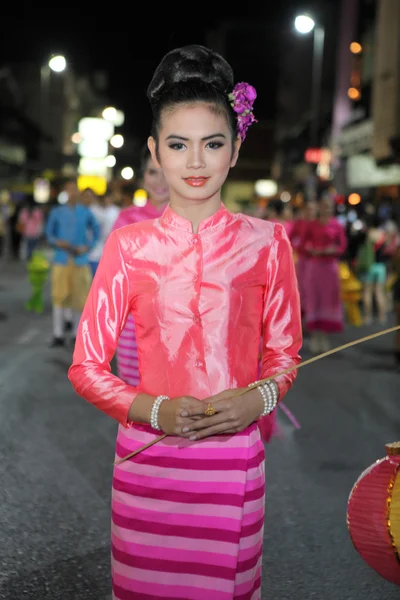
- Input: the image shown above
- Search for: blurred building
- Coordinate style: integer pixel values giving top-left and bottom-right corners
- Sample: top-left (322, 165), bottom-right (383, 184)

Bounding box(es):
top-left (333, 0), bottom-right (400, 216)
top-left (0, 67), bottom-right (50, 186)
top-left (0, 59), bottom-right (108, 188)
top-left (272, 2), bottom-right (340, 200)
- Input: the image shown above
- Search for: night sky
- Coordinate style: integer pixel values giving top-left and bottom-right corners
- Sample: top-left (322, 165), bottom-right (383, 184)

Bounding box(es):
top-left (1, 0), bottom-right (339, 144)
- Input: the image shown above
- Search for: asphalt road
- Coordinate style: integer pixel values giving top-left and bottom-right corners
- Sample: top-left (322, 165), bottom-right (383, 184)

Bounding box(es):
top-left (0, 261), bottom-right (399, 599)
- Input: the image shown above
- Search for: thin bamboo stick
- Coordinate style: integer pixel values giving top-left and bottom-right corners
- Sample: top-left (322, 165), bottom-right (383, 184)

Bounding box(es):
top-left (114, 325), bottom-right (400, 465)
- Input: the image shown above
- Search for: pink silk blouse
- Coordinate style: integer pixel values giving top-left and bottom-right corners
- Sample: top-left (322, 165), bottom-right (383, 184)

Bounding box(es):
top-left (68, 204), bottom-right (302, 428)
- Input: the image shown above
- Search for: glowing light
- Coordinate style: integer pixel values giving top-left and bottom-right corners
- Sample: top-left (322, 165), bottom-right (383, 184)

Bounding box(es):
top-left (294, 15), bottom-right (315, 34)
top-left (48, 55), bottom-right (66, 73)
top-left (78, 139), bottom-right (108, 159)
top-left (105, 155), bottom-right (116, 167)
top-left (102, 107), bottom-right (117, 122)
top-left (78, 118), bottom-right (114, 142)
top-left (348, 193), bottom-right (361, 206)
top-left (71, 132), bottom-right (81, 144)
top-left (34, 179), bottom-right (50, 204)
top-left (110, 134), bottom-right (124, 148)
top-left (348, 87), bottom-right (361, 100)
top-left (121, 167), bottom-right (134, 180)
top-left (350, 42), bottom-right (362, 54)
top-left (77, 175), bottom-right (107, 196)
top-left (58, 191), bottom-right (68, 204)
top-left (102, 106), bottom-right (125, 126)
top-left (254, 179), bottom-right (278, 198)
top-left (280, 191), bottom-right (291, 203)
top-left (134, 188), bottom-right (148, 207)
top-left (352, 219), bottom-right (364, 231)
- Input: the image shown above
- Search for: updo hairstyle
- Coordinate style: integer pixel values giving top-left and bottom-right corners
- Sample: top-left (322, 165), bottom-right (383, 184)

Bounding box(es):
top-left (147, 45), bottom-right (237, 142)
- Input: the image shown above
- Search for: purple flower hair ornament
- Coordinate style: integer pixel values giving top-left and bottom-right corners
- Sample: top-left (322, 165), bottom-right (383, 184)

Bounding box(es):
top-left (228, 82), bottom-right (258, 142)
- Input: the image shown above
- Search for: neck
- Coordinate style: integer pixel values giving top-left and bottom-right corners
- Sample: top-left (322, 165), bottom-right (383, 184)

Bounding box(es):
top-left (169, 193), bottom-right (222, 234)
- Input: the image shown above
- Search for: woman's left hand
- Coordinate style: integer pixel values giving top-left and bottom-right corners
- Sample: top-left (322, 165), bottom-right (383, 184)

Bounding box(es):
top-left (179, 388), bottom-right (264, 441)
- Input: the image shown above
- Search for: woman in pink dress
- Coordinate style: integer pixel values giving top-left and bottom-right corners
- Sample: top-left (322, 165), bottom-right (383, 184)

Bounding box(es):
top-left (112, 145), bottom-right (169, 387)
top-left (289, 201), bottom-right (318, 318)
top-left (18, 195), bottom-right (44, 260)
top-left (69, 45), bottom-right (302, 600)
top-left (303, 197), bottom-right (347, 353)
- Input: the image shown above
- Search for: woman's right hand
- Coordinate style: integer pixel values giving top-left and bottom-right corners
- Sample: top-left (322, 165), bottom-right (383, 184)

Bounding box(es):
top-left (157, 396), bottom-right (206, 436)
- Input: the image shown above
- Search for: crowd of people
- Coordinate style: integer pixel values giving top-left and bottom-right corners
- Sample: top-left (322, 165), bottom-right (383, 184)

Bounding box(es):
top-left (5, 166), bottom-right (400, 364)
top-left (259, 196), bottom-right (400, 362)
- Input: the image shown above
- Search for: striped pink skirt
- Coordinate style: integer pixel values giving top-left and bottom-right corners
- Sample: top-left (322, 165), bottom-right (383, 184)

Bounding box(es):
top-left (112, 422), bottom-right (265, 599)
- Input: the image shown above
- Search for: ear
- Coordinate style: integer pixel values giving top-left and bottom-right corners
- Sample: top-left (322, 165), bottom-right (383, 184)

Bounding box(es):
top-left (148, 136), bottom-right (161, 168)
top-left (230, 136), bottom-right (242, 168)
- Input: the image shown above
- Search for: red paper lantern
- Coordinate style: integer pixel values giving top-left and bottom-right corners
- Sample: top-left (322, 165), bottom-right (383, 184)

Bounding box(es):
top-left (347, 442), bottom-right (400, 585)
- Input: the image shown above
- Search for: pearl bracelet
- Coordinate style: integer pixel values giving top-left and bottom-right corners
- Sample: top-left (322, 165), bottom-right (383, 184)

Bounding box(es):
top-left (248, 380), bottom-right (279, 417)
top-left (150, 395), bottom-right (169, 430)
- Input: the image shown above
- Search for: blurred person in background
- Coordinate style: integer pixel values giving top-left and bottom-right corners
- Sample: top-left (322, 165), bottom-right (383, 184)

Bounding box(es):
top-left (88, 191), bottom-right (120, 276)
top-left (17, 194), bottom-right (44, 260)
top-left (111, 143), bottom-right (169, 387)
top-left (355, 216), bottom-right (389, 325)
top-left (289, 200), bottom-right (318, 321)
top-left (45, 179), bottom-right (100, 348)
top-left (266, 199), bottom-right (293, 237)
top-left (302, 196), bottom-right (347, 353)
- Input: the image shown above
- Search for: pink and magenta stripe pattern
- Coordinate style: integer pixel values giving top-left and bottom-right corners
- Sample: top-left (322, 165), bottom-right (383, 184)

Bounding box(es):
top-left (111, 422), bottom-right (265, 599)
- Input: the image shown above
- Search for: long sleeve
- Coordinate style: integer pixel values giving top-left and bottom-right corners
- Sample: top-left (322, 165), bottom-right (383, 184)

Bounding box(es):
top-left (260, 223), bottom-right (302, 399)
top-left (68, 230), bottom-right (140, 427)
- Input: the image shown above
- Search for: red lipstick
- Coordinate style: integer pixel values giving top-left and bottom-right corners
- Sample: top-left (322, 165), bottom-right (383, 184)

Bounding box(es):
top-left (183, 177), bottom-right (210, 187)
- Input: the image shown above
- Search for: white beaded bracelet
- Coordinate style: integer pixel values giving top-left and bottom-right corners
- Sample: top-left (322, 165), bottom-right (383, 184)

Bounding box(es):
top-left (150, 395), bottom-right (169, 430)
top-left (248, 381), bottom-right (279, 417)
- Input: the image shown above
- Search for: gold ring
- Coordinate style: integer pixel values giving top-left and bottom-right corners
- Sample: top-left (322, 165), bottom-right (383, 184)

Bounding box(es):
top-left (205, 403), bottom-right (217, 416)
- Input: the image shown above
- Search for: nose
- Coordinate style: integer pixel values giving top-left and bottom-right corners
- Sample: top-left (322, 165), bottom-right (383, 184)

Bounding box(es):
top-left (186, 145), bottom-right (206, 170)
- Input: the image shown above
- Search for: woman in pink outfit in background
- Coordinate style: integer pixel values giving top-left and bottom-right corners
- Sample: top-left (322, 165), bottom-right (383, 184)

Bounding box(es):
top-left (289, 200), bottom-right (318, 318)
top-left (69, 45), bottom-right (302, 600)
top-left (302, 197), bottom-right (347, 353)
top-left (111, 145), bottom-right (169, 387)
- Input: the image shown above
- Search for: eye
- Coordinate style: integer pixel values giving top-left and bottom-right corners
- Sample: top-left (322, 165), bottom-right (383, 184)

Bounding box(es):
top-left (206, 141), bottom-right (224, 150)
top-left (168, 143), bottom-right (186, 151)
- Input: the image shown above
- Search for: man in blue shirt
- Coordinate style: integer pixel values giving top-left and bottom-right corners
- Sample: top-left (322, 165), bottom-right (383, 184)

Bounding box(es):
top-left (45, 179), bottom-right (100, 347)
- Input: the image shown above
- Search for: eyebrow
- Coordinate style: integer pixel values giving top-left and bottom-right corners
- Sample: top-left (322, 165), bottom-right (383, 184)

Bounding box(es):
top-left (166, 133), bottom-right (227, 141)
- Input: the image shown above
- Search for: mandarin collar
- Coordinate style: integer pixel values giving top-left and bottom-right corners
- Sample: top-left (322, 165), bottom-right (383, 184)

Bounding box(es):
top-left (162, 203), bottom-right (233, 233)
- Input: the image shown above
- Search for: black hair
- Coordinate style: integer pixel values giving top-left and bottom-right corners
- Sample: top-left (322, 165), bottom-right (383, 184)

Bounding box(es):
top-left (147, 44), bottom-right (237, 142)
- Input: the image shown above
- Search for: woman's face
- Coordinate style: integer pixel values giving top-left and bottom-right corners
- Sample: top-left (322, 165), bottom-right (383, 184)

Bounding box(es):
top-left (148, 103), bottom-right (240, 205)
top-left (142, 156), bottom-right (169, 205)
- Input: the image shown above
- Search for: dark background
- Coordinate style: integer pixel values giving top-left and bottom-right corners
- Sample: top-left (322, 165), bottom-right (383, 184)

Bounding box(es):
top-left (0, 0), bottom-right (339, 142)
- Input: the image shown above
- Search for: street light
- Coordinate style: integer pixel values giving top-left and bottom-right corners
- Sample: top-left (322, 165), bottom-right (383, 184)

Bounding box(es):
top-left (294, 15), bottom-right (315, 34)
top-left (294, 14), bottom-right (325, 148)
top-left (48, 55), bottom-right (67, 73)
top-left (40, 54), bottom-right (68, 169)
